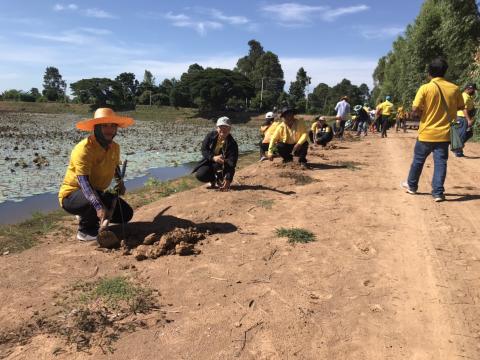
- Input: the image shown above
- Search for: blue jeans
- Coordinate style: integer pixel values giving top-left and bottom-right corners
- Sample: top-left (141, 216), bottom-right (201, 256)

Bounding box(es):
top-left (407, 140), bottom-right (449, 197)
top-left (454, 117), bottom-right (468, 156)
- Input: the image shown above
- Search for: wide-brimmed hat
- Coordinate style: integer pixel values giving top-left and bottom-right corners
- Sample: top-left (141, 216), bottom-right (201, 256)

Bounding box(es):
top-left (280, 107), bottom-right (295, 117)
top-left (265, 111), bottom-right (274, 119)
top-left (353, 105), bottom-right (363, 112)
top-left (465, 83), bottom-right (477, 90)
top-left (216, 116), bottom-right (231, 127)
top-left (76, 108), bottom-right (135, 131)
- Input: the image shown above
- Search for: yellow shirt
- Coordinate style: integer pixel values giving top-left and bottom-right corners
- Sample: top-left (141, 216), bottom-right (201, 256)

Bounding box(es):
top-left (58, 136), bottom-right (120, 205)
top-left (413, 77), bottom-right (464, 142)
top-left (311, 122), bottom-right (331, 134)
top-left (376, 100), bottom-right (394, 116)
top-left (396, 106), bottom-right (405, 119)
top-left (268, 119), bottom-right (307, 155)
top-left (214, 138), bottom-right (225, 155)
top-left (457, 92), bottom-right (475, 117)
top-left (262, 121), bottom-right (280, 144)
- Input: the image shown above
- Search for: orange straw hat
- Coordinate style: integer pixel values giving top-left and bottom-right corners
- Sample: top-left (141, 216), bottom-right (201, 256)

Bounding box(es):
top-left (76, 108), bottom-right (135, 131)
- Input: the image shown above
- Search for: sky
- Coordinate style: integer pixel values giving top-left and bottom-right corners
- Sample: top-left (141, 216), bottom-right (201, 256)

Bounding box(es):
top-left (0, 0), bottom-right (425, 94)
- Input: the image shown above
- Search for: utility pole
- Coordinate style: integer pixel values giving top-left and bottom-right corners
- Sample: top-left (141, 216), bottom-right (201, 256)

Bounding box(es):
top-left (260, 77), bottom-right (264, 110)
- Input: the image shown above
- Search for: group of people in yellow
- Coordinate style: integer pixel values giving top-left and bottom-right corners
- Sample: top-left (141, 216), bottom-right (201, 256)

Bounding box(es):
top-left (58, 58), bottom-right (476, 243)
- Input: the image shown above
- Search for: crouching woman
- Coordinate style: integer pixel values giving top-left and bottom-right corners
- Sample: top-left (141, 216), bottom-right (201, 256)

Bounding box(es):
top-left (192, 116), bottom-right (239, 192)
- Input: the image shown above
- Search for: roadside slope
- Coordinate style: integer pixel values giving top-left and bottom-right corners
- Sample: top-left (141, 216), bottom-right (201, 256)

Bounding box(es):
top-left (1, 132), bottom-right (480, 359)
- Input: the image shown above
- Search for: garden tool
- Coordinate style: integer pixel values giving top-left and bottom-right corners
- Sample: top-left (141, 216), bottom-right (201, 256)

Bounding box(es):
top-left (97, 160), bottom-right (127, 248)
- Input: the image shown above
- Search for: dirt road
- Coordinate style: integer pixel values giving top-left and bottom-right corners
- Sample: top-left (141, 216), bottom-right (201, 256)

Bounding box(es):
top-left (1, 130), bottom-right (480, 359)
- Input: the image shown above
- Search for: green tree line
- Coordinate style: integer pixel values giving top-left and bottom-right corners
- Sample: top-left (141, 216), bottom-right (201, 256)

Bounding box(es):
top-left (1, 39), bottom-right (370, 114)
top-left (372, 0), bottom-right (480, 109)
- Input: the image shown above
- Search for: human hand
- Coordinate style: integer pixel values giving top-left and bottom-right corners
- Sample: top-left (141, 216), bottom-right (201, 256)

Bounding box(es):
top-left (293, 143), bottom-right (301, 153)
top-left (213, 155), bottom-right (225, 164)
top-left (219, 179), bottom-right (231, 192)
top-left (96, 207), bottom-right (106, 223)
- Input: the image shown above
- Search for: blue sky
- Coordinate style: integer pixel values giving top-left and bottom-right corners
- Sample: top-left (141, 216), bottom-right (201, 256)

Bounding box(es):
top-left (0, 1), bottom-right (424, 94)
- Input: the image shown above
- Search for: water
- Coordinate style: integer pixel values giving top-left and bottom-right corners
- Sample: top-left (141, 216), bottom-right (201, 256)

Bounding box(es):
top-left (0, 163), bottom-right (195, 225)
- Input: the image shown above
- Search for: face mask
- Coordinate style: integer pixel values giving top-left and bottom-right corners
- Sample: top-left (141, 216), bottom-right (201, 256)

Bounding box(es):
top-left (94, 124), bottom-right (114, 149)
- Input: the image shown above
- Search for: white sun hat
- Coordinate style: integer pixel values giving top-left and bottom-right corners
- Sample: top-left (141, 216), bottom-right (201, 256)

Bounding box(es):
top-left (265, 111), bottom-right (274, 119)
top-left (216, 116), bottom-right (231, 127)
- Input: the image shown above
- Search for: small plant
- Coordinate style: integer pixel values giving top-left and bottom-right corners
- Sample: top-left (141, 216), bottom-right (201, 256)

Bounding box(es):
top-left (279, 171), bottom-right (315, 185)
top-left (257, 199), bottom-right (274, 209)
top-left (144, 177), bottom-right (162, 187)
top-left (276, 228), bottom-right (316, 244)
top-left (337, 161), bottom-right (361, 171)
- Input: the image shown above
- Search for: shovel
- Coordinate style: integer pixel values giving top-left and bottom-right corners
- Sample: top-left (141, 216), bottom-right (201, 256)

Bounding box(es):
top-left (97, 161), bottom-right (127, 248)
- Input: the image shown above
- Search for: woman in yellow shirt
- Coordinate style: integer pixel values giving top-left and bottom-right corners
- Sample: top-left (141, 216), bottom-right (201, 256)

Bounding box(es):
top-left (454, 83), bottom-right (477, 157)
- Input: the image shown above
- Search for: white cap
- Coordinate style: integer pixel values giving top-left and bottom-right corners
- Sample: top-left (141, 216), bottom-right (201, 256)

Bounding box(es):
top-left (265, 111), bottom-right (274, 119)
top-left (216, 116), bottom-right (231, 127)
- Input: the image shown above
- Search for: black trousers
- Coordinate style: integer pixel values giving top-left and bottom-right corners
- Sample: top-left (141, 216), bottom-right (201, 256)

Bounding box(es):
top-left (381, 115), bottom-right (390, 137)
top-left (195, 162), bottom-right (224, 183)
top-left (62, 190), bottom-right (133, 236)
top-left (277, 142), bottom-right (308, 163)
top-left (259, 142), bottom-right (269, 156)
top-left (309, 130), bottom-right (333, 146)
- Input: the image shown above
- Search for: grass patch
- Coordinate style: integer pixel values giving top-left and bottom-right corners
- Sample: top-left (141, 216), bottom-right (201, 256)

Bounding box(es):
top-left (278, 171), bottom-right (315, 185)
top-left (0, 210), bottom-right (67, 253)
top-left (336, 161), bottom-right (362, 171)
top-left (276, 227), bottom-right (316, 244)
top-left (257, 199), bottom-right (274, 209)
top-left (0, 100), bottom-right (91, 115)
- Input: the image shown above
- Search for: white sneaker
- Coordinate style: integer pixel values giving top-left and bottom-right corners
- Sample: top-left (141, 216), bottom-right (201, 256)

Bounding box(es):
top-left (75, 215), bottom-right (81, 222)
top-left (434, 196), bottom-right (445, 202)
top-left (77, 231), bottom-right (97, 241)
top-left (259, 156), bottom-right (267, 162)
top-left (400, 181), bottom-right (416, 194)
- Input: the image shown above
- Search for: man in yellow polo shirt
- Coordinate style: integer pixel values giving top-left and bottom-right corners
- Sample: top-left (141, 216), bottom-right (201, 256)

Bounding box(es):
top-left (376, 96), bottom-right (394, 138)
top-left (454, 83), bottom-right (477, 157)
top-left (268, 107), bottom-right (308, 167)
top-left (401, 58), bottom-right (464, 202)
top-left (59, 108), bottom-right (134, 241)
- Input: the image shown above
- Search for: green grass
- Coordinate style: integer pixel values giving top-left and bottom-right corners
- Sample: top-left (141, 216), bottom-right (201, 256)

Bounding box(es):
top-left (276, 227), bottom-right (316, 244)
top-left (0, 100), bottom-right (91, 115)
top-left (257, 199), bottom-right (274, 209)
top-left (278, 171), bottom-right (315, 185)
top-left (336, 161), bottom-right (362, 171)
top-left (0, 210), bottom-right (68, 253)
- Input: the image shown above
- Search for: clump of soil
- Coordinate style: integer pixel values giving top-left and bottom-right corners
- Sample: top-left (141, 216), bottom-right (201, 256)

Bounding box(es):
top-left (0, 277), bottom-right (164, 356)
top-left (132, 227), bottom-right (205, 261)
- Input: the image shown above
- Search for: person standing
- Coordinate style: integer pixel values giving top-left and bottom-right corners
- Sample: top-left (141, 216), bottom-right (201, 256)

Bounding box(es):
top-left (334, 96), bottom-right (350, 138)
top-left (193, 116), bottom-right (238, 191)
top-left (59, 108), bottom-right (135, 241)
top-left (402, 58), bottom-right (464, 202)
top-left (353, 105), bottom-right (369, 136)
top-left (454, 83), bottom-right (477, 157)
top-left (376, 96), bottom-right (394, 138)
top-left (268, 107), bottom-right (308, 167)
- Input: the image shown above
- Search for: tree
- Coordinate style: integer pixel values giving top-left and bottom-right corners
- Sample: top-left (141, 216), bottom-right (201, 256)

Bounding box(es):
top-left (29, 88), bottom-right (41, 100)
top-left (112, 72), bottom-right (138, 110)
top-left (289, 67), bottom-right (311, 112)
top-left (308, 83), bottom-right (331, 113)
top-left (70, 78), bottom-right (116, 109)
top-left (42, 66), bottom-right (66, 101)
top-left (235, 40), bottom-right (265, 79)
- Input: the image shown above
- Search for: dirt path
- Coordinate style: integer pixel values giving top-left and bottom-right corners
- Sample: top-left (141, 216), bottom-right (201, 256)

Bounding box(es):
top-left (1, 130), bottom-right (480, 359)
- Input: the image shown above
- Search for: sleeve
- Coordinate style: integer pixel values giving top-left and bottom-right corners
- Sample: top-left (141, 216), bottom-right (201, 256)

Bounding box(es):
top-left (268, 126), bottom-right (282, 155)
top-left (72, 143), bottom-right (93, 176)
top-left (311, 122), bottom-right (317, 132)
top-left (325, 126), bottom-right (332, 133)
top-left (296, 121), bottom-right (308, 145)
top-left (334, 103), bottom-right (339, 111)
top-left (201, 132), bottom-right (214, 162)
top-left (412, 86), bottom-right (425, 109)
top-left (459, 92), bottom-right (467, 110)
top-left (223, 139), bottom-right (238, 181)
top-left (77, 175), bottom-right (103, 211)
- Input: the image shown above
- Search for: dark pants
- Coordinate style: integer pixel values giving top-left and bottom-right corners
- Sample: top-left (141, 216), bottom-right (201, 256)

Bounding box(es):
top-left (259, 142), bottom-right (269, 157)
top-left (277, 142), bottom-right (308, 164)
top-left (407, 141), bottom-right (449, 198)
top-left (381, 115), bottom-right (390, 137)
top-left (309, 130), bottom-right (333, 146)
top-left (334, 120), bottom-right (346, 137)
top-left (195, 162), bottom-right (224, 183)
top-left (62, 190), bottom-right (133, 236)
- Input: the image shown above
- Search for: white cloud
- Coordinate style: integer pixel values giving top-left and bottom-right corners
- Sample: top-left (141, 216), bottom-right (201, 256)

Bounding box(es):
top-left (85, 8), bottom-right (116, 19)
top-left (360, 26), bottom-right (405, 39)
top-left (262, 3), bottom-right (369, 25)
top-left (79, 27), bottom-right (113, 36)
top-left (19, 28), bottom-right (112, 45)
top-left (53, 3), bottom-right (78, 11)
top-left (209, 9), bottom-right (249, 25)
top-left (164, 12), bottom-right (223, 36)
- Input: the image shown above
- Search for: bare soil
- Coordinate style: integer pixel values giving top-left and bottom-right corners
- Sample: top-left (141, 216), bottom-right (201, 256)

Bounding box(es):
top-left (1, 130), bottom-right (480, 359)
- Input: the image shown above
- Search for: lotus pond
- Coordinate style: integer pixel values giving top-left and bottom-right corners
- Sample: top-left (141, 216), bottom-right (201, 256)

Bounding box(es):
top-left (0, 112), bottom-right (260, 204)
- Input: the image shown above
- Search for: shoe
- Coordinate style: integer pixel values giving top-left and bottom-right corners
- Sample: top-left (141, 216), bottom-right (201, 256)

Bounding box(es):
top-left (455, 153), bottom-right (465, 158)
top-left (400, 181), bottom-right (416, 194)
top-left (259, 156), bottom-right (267, 162)
top-left (300, 162), bottom-right (309, 170)
top-left (433, 195), bottom-right (445, 202)
top-left (77, 231), bottom-right (97, 241)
